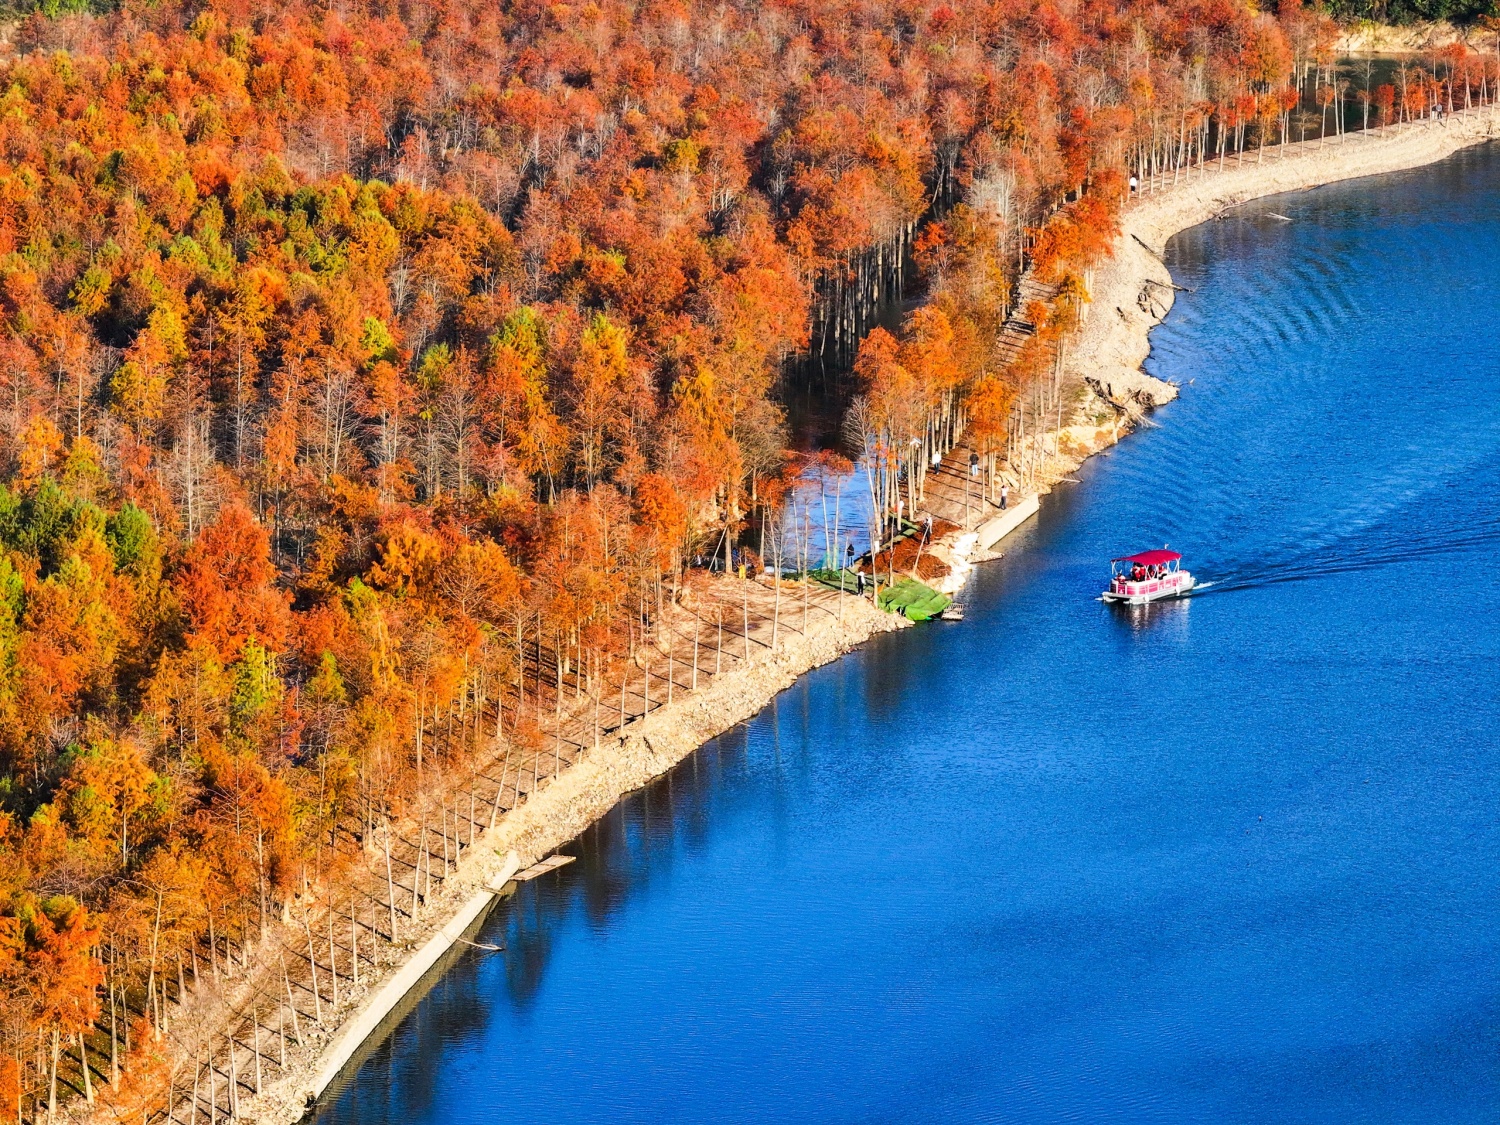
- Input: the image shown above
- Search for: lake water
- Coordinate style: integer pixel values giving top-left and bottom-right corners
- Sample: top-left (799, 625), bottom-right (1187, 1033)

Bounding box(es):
top-left (317, 145), bottom-right (1500, 1123)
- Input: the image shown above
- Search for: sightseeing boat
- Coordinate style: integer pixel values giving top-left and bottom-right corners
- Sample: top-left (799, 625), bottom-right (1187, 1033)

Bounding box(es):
top-left (1101, 549), bottom-right (1195, 604)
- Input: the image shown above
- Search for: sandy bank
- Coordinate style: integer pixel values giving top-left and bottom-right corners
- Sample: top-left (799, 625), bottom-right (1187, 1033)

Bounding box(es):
top-left (926, 107), bottom-right (1500, 551)
top-left (1335, 20), bottom-right (1470, 53)
top-left (481, 592), bottom-right (907, 864)
top-left (1068, 107), bottom-right (1500, 451)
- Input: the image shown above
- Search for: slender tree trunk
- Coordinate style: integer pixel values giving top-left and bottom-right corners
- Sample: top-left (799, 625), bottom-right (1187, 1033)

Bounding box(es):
top-left (228, 1035), bottom-right (238, 1120)
top-left (109, 980), bottom-right (118, 1088)
top-left (384, 828), bottom-right (398, 942)
top-left (328, 908), bottom-right (339, 1008)
top-left (76, 1033), bottom-right (92, 1104)
top-left (282, 956), bottom-right (304, 1046)
top-left (305, 916), bottom-right (323, 1025)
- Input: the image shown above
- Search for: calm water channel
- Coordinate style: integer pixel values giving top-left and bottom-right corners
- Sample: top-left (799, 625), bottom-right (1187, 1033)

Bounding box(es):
top-left (318, 145), bottom-right (1500, 1123)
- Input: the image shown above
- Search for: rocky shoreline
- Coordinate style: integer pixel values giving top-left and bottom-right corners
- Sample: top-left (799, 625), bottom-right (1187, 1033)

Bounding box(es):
top-left (1053, 104), bottom-right (1500, 487)
top-left (1081, 105), bottom-right (1500, 389)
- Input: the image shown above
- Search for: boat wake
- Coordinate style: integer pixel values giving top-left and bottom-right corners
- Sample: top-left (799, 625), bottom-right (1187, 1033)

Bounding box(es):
top-left (1190, 511), bottom-right (1500, 595)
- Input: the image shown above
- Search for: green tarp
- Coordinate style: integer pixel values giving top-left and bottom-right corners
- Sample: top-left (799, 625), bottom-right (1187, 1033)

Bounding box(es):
top-left (809, 567), bottom-right (861, 593)
top-left (877, 577), bottom-right (951, 622)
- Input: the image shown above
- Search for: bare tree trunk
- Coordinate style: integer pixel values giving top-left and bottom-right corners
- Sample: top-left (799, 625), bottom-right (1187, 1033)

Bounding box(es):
top-left (282, 956), bottom-right (304, 1046)
top-left (76, 1033), bottom-right (92, 1104)
top-left (328, 908), bottom-right (340, 1007)
top-left (305, 916), bottom-right (323, 1025)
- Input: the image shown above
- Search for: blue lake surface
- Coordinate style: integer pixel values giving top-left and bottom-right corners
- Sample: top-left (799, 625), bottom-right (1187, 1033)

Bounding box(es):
top-left (318, 145), bottom-right (1500, 1123)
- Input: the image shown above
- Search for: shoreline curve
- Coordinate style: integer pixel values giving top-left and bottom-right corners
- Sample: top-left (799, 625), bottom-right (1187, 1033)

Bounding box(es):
top-left (1070, 107), bottom-right (1500, 414)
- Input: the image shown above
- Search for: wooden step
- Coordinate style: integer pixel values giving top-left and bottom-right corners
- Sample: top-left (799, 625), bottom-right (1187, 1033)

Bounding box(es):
top-left (513, 853), bottom-right (577, 881)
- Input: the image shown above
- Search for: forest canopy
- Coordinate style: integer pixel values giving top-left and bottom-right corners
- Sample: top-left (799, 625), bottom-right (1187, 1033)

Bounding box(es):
top-left (1, 0), bottom-right (1482, 1115)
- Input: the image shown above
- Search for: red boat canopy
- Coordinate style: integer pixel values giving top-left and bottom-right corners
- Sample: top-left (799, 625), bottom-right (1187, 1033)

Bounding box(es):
top-left (1112, 549), bottom-right (1181, 565)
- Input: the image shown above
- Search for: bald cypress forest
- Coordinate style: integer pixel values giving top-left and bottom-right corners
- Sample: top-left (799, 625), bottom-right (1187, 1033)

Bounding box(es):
top-left (0, 0), bottom-right (1496, 1119)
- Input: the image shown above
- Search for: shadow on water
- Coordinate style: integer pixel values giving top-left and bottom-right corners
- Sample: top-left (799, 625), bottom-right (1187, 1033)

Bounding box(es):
top-left (1191, 453), bottom-right (1500, 596)
top-left (318, 720), bottom-right (771, 1120)
top-left (501, 721), bottom-right (759, 994)
top-left (1105, 596), bottom-right (1193, 634)
top-left (325, 614), bottom-right (951, 1116)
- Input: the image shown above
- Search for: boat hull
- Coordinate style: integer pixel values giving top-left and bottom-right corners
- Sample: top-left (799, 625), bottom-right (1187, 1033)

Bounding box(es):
top-left (1101, 571), bottom-right (1195, 605)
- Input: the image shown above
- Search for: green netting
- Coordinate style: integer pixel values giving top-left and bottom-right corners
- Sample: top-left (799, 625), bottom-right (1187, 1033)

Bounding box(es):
top-left (809, 567), bottom-right (861, 593)
top-left (904, 592), bottom-right (951, 622)
top-left (877, 577), bottom-right (951, 621)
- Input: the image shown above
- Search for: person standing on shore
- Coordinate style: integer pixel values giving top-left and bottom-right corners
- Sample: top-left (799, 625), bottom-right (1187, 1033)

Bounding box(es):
top-left (1000, 483), bottom-right (1008, 510)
